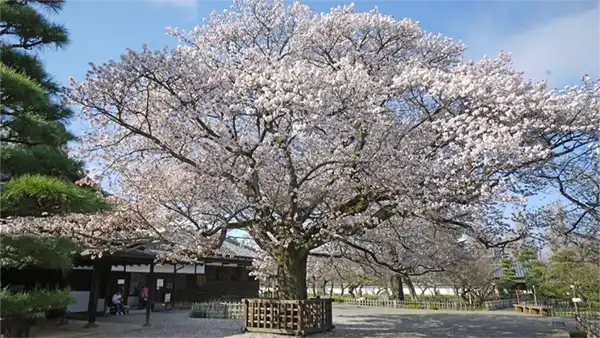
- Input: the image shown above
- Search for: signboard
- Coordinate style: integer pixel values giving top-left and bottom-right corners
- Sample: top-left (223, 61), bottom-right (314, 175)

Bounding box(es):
top-left (156, 279), bottom-right (164, 288)
top-left (572, 298), bottom-right (582, 303)
top-left (164, 293), bottom-right (171, 303)
top-left (117, 279), bottom-right (125, 285)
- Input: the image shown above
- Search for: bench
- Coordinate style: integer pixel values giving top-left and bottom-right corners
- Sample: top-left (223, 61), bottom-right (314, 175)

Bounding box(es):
top-left (104, 305), bottom-right (130, 316)
top-left (526, 305), bottom-right (551, 316)
top-left (514, 304), bottom-right (526, 313)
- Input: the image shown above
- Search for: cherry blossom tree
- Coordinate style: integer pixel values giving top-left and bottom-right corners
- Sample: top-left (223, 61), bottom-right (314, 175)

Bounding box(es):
top-left (338, 216), bottom-right (469, 299)
top-left (0, 197), bottom-right (221, 262)
top-left (64, 0), bottom-right (599, 299)
top-left (441, 249), bottom-right (499, 305)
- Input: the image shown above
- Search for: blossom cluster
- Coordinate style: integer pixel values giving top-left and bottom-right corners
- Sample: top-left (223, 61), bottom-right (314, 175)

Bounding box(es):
top-left (50, 0), bottom-right (600, 262)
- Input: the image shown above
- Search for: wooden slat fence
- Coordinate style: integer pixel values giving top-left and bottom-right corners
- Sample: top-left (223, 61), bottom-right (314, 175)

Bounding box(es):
top-left (550, 307), bottom-right (600, 317)
top-left (243, 298), bottom-right (333, 336)
top-left (576, 313), bottom-right (600, 338)
top-left (343, 298), bottom-right (474, 311)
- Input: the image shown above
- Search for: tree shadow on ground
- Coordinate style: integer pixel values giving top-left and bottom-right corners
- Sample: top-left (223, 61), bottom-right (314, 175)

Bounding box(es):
top-left (315, 313), bottom-right (556, 338)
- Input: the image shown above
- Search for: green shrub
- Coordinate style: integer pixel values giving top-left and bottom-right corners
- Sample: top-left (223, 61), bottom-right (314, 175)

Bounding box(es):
top-left (471, 307), bottom-right (489, 311)
top-left (329, 295), bottom-right (349, 302)
top-left (428, 305), bottom-right (438, 310)
top-left (189, 303), bottom-right (207, 318)
top-left (189, 308), bottom-right (206, 318)
top-left (569, 331), bottom-right (586, 338)
top-left (326, 294), bottom-right (379, 302)
top-left (403, 304), bottom-right (423, 309)
top-left (0, 288), bottom-right (75, 318)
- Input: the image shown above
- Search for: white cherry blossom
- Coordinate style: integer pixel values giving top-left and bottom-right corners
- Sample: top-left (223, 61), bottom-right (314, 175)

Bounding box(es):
top-left (16, 0), bottom-right (596, 299)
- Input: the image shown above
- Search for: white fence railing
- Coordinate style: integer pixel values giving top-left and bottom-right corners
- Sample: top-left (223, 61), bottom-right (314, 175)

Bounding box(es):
top-left (189, 302), bottom-right (244, 319)
top-left (343, 298), bottom-right (475, 311)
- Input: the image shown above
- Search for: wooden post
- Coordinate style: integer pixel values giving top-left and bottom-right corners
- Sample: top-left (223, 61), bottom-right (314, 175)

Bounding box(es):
top-left (144, 263), bottom-right (155, 327)
top-left (84, 263), bottom-right (102, 328)
top-left (171, 264), bottom-right (177, 309)
top-left (243, 299), bottom-right (248, 332)
top-left (122, 265), bottom-right (128, 306)
top-left (103, 265), bottom-right (111, 315)
top-left (297, 301), bottom-right (303, 336)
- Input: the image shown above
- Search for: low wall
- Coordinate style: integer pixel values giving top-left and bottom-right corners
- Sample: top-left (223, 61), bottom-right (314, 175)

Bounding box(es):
top-left (189, 302), bottom-right (244, 319)
top-left (483, 299), bottom-right (517, 310)
top-left (576, 314), bottom-right (600, 338)
top-left (66, 291), bottom-right (106, 313)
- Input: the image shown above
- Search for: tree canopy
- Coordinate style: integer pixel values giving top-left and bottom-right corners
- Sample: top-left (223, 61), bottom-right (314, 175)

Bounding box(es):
top-left (3, 0), bottom-right (599, 299)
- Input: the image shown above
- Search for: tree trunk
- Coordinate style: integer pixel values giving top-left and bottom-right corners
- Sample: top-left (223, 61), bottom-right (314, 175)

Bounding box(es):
top-left (274, 246), bottom-right (308, 300)
top-left (340, 283), bottom-right (346, 296)
top-left (404, 275), bottom-right (417, 300)
top-left (320, 280), bottom-right (327, 297)
top-left (390, 274), bottom-right (405, 301)
top-left (348, 284), bottom-right (356, 298)
top-left (329, 283), bottom-right (334, 298)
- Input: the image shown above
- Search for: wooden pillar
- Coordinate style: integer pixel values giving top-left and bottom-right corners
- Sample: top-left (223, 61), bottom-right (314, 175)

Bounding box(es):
top-left (103, 265), bottom-right (111, 315)
top-left (172, 264), bottom-right (177, 309)
top-left (144, 263), bottom-right (155, 327)
top-left (123, 265), bottom-right (129, 306)
top-left (85, 263), bottom-right (102, 328)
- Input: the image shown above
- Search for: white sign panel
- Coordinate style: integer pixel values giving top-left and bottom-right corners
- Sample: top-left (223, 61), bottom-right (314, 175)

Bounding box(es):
top-left (117, 279), bottom-right (125, 285)
top-left (157, 279), bottom-right (164, 287)
top-left (572, 298), bottom-right (582, 303)
top-left (164, 293), bottom-right (171, 303)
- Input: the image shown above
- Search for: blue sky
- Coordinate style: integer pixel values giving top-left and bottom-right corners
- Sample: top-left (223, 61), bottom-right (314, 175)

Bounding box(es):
top-left (40, 0), bottom-right (599, 214)
top-left (43, 0), bottom-right (599, 136)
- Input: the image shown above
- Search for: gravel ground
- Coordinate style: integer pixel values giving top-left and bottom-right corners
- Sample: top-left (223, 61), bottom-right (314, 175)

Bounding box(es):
top-left (83, 305), bottom-right (575, 338)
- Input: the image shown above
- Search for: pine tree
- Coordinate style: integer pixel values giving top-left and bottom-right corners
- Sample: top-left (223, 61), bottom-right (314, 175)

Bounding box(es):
top-left (1, 0), bottom-right (108, 269)
top-left (499, 258), bottom-right (517, 297)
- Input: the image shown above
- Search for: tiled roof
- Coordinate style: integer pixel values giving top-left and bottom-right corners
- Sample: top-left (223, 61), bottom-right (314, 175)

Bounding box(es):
top-left (214, 239), bottom-right (259, 259)
top-left (493, 259), bottom-right (530, 279)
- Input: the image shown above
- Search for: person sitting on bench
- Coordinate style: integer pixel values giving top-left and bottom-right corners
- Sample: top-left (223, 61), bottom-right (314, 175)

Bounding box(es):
top-left (112, 291), bottom-right (125, 315)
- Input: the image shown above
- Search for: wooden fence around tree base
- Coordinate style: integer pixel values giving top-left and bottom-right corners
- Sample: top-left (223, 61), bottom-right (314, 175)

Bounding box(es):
top-left (243, 298), bottom-right (333, 336)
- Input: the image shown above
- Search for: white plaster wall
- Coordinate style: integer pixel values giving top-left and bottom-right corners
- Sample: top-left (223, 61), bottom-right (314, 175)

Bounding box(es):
top-left (295, 286), bottom-right (457, 296)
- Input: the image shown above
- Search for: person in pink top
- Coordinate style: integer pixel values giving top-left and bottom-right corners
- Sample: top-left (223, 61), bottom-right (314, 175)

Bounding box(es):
top-left (139, 286), bottom-right (149, 308)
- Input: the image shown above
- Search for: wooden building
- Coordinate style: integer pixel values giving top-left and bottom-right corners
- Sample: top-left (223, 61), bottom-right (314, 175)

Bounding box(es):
top-left (2, 239), bottom-right (260, 316)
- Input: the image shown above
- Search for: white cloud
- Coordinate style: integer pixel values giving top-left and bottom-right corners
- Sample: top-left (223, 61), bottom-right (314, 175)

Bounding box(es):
top-left (154, 0), bottom-right (198, 10)
top-left (464, 6), bottom-right (599, 89)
